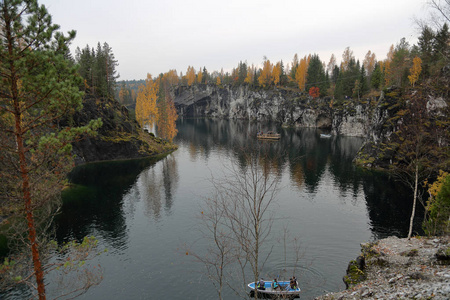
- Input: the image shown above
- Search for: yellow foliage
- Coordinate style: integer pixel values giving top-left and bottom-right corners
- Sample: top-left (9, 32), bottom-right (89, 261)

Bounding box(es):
top-left (186, 66), bottom-right (196, 86)
top-left (295, 56), bottom-right (308, 91)
top-left (408, 57), bottom-right (422, 87)
top-left (427, 170), bottom-right (449, 199)
top-left (273, 62), bottom-right (281, 86)
top-left (244, 64), bottom-right (255, 84)
top-left (258, 58), bottom-right (273, 87)
top-left (136, 73), bottom-right (159, 128)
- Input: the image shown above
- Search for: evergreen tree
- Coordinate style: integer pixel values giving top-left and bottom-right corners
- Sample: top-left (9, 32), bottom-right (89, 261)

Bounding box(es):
top-left (433, 23), bottom-right (450, 71)
top-left (75, 42), bottom-right (119, 98)
top-left (418, 26), bottom-right (435, 78)
top-left (202, 67), bottom-right (209, 84)
top-left (0, 1), bottom-right (102, 298)
top-left (371, 62), bottom-right (383, 89)
top-left (237, 61), bottom-right (247, 85)
top-left (280, 60), bottom-right (288, 86)
top-left (306, 54), bottom-right (326, 93)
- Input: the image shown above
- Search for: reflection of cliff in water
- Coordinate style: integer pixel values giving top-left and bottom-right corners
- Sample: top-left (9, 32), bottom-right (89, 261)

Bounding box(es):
top-left (174, 119), bottom-right (423, 238)
top-left (56, 156), bottom-right (169, 248)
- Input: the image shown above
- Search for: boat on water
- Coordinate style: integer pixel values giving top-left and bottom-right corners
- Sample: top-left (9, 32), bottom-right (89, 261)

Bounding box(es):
top-left (320, 133), bottom-right (332, 138)
top-left (247, 280), bottom-right (301, 299)
top-left (257, 131), bottom-right (281, 140)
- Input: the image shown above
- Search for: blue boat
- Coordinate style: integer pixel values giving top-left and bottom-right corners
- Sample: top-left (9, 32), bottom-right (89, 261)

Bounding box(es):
top-left (247, 280), bottom-right (301, 299)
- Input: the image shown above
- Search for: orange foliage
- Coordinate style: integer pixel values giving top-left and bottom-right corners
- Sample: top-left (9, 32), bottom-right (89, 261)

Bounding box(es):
top-left (309, 86), bottom-right (320, 98)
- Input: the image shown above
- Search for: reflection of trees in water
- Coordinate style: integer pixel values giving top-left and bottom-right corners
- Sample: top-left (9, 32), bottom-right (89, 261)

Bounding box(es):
top-left (175, 119), bottom-right (421, 238)
top-left (360, 172), bottom-right (424, 239)
top-left (57, 156), bottom-right (168, 250)
top-left (134, 155), bottom-right (179, 220)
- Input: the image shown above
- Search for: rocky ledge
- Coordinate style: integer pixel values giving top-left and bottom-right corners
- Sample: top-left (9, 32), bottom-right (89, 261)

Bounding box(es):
top-left (66, 96), bottom-right (177, 165)
top-left (315, 236), bottom-right (450, 300)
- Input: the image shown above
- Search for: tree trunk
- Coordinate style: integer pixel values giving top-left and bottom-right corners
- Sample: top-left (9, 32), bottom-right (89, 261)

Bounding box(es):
top-left (408, 164), bottom-right (419, 239)
top-left (14, 108), bottom-right (46, 300)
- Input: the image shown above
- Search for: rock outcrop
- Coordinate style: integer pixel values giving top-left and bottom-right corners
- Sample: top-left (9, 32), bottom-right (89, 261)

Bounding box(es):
top-left (65, 95), bottom-right (176, 165)
top-left (173, 84), bottom-right (380, 137)
top-left (316, 236), bottom-right (450, 300)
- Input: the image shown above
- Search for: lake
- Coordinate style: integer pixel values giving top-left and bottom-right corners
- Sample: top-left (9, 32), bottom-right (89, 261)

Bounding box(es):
top-left (6, 119), bottom-right (421, 299)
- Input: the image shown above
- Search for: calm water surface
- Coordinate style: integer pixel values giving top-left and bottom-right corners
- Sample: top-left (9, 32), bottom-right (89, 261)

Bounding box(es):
top-left (18, 120), bottom-right (423, 299)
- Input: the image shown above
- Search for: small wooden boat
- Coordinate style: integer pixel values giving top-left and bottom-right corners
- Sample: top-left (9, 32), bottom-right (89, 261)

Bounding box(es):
top-left (320, 133), bottom-right (332, 138)
top-left (257, 131), bottom-right (281, 140)
top-left (248, 280), bottom-right (301, 299)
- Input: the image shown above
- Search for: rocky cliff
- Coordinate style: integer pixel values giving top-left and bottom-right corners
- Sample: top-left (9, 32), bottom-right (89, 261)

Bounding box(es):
top-left (173, 84), bottom-right (380, 137)
top-left (65, 96), bottom-right (176, 165)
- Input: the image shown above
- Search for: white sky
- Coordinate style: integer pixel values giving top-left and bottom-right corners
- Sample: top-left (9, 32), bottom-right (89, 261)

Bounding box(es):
top-left (40, 0), bottom-right (429, 81)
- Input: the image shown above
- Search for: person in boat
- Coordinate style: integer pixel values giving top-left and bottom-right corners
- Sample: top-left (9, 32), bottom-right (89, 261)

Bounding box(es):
top-left (256, 278), bottom-right (266, 290)
top-left (290, 276), bottom-right (298, 289)
top-left (272, 278), bottom-right (280, 290)
top-left (289, 277), bottom-right (296, 289)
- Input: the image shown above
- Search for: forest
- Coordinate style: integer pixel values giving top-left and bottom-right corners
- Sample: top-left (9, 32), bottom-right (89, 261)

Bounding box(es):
top-left (118, 23), bottom-right (448, 107)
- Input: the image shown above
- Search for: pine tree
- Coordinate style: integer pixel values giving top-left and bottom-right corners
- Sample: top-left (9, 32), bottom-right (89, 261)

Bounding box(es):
top-left (418, 26), bottom-right (435, 78)
top-left (0, 1), bottom-right (101, 298)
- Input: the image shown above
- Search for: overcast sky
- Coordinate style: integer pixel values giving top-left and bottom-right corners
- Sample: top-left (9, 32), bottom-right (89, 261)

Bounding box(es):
top-left (40, 0), bottom-right (429, 81)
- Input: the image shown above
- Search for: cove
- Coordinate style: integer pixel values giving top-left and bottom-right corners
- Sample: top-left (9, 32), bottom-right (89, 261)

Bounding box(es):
top-left (14, 119), bottom-right (423, 299)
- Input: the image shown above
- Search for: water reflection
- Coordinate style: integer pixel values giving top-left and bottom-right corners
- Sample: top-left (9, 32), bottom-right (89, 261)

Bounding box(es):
top-left (128, 155), bottom-right (179, 220)
top-left (57, 156), bottom-right (171, 246)
top-left (175, 119), bottom-right (422, 238)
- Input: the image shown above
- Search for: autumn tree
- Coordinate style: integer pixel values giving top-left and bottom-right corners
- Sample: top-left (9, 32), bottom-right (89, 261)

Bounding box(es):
top-left (295, 56), bottom-right (308, 91)
top-left (423, 171), bottom-right (450, 236)
top-left (0, 1), bottom-right (102, 298)
top-left (327, 54), bottom-right (337, 75)
top-left (197, 67), bottom-right (203, 84)
top-left (186, 66), bottom-right (196, 86)
top-left (309, 87), bottom-right (320, 98)
top-left (156, 75), bottom-right (178, 142)
top-left (340, 47), bottom-right (354, 72)
top-left (136, 74), bottom-right (159, 128)
top-left (408, 56), bottom-right (422, 86)
top-left (258, 57), bottom-right (273, 88)
top-left (165, 69), bottom-right (179, 86)
top-left (272, 62), bottom-right (281, 86)
top-left (384, 44), bottom-right (395, 87)
top-left (244, 64), bottom-right (256, 85)
top-left (363, 50), bottom-right (377, 81)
